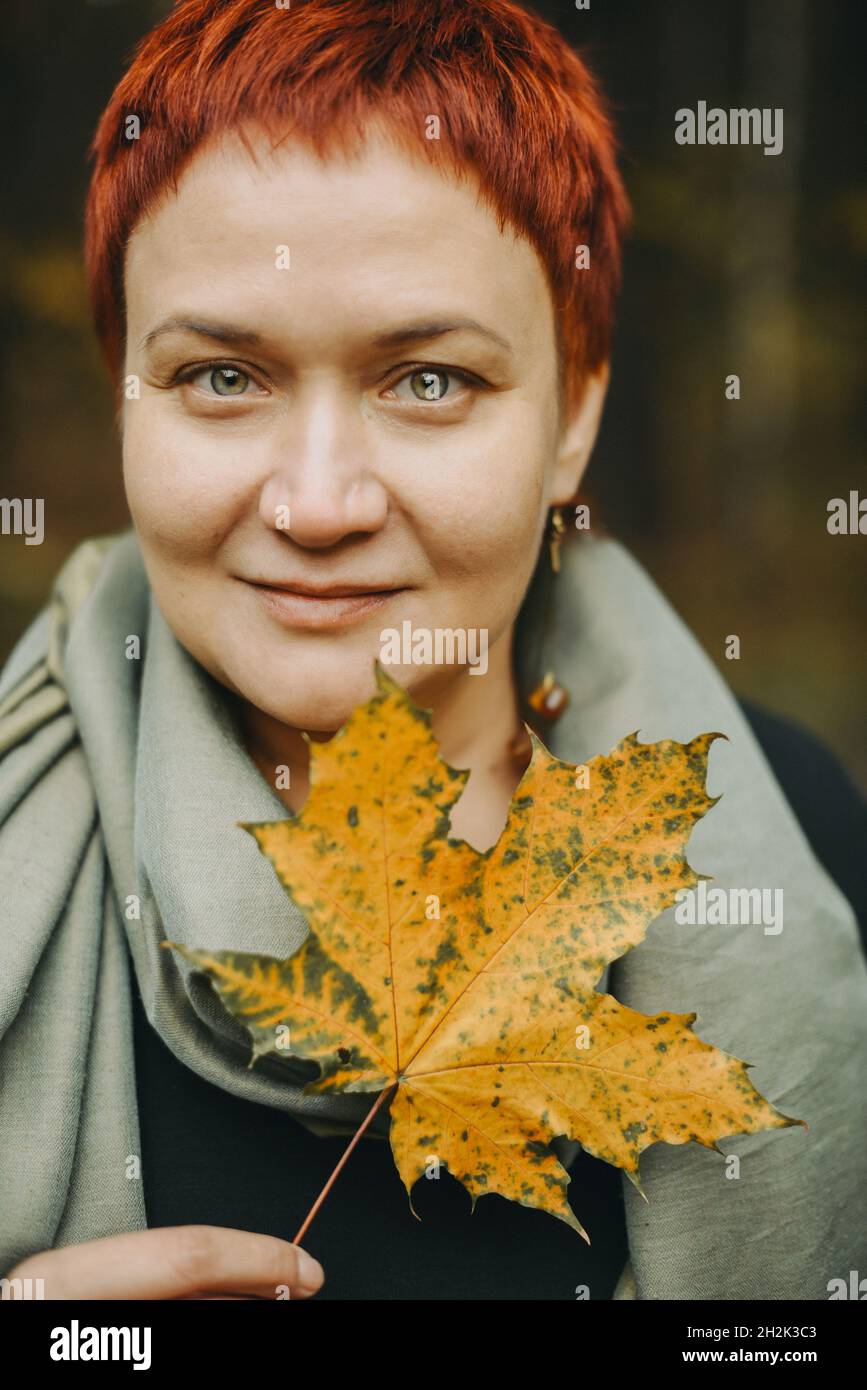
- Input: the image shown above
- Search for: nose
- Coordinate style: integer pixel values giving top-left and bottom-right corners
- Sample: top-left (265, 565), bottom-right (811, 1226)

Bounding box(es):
top-left (258, 386), bottom-right (389, 547)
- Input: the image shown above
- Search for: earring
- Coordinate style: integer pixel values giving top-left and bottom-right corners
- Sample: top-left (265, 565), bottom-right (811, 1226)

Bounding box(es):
top-left (547, 504), bottom-right (566, 574)
top-left (527, 668), bottom-right (569, 720)
top-left (509, 507), bottom-right (570, 761)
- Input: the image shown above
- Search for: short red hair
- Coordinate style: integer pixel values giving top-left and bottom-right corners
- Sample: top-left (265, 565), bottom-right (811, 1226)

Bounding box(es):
top-left (85, 0), bottom-right (630, 413)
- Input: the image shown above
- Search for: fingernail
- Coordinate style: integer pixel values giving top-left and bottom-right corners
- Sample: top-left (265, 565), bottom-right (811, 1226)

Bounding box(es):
top-left (295, 1247), bottom-right (324, 1289)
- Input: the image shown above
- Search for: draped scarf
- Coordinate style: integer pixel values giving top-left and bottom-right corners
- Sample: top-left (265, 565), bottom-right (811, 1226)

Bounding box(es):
top-left (1, 527), bottom-right (865, 1298)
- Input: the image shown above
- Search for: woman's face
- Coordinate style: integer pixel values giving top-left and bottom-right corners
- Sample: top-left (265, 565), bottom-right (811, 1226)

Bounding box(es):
top-left (122, 124), bottom-right (596, 730)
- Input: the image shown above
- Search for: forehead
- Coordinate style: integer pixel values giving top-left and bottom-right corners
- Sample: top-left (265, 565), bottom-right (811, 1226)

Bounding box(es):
top-left (123, 123), bottom-right (556, 354)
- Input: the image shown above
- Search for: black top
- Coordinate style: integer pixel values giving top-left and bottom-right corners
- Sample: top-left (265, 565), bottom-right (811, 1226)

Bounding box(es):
top-left (131, 700), bottom-right (867, 1300)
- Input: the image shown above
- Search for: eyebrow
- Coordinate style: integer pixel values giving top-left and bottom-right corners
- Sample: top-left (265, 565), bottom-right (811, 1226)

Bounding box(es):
top-left (140, 318), bottom-right (263, 351)
top-left (371, 318), bottom-right (512, 354)
top-left (139, 316), bottom-right (512, 355)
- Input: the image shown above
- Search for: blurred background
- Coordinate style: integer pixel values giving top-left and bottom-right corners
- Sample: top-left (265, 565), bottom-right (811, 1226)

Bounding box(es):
top-left (1, 0), bottom-right (865, 783)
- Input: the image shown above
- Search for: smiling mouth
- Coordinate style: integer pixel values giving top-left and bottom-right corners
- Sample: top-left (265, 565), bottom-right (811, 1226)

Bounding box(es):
top-left (242, 579), bottom-right (407, 630)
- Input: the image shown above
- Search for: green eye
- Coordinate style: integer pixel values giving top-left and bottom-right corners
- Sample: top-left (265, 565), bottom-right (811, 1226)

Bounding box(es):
top-left (209, 366), bottom-right (249, 395)
top-left (410, 369), bottom-right (449, 401)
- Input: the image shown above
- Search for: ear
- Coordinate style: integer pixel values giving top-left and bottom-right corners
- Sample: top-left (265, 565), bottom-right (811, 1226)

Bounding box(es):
top-left (549, 362), bottom-right (610, 504)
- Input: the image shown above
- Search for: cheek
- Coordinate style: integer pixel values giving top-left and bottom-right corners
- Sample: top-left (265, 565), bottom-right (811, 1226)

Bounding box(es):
top-left (121, 405), bottom-right (247, 563)
top-left (409, 424), bottom-right (549, 596)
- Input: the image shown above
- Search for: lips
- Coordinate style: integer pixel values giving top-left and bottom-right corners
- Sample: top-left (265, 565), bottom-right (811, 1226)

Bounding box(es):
top-left (241, 577), bottom-right (406, 630)
top-left (248, 579), bottom-right (402, 598)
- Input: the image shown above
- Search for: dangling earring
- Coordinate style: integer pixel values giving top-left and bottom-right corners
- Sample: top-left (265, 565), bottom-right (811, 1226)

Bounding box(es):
top-left (547, 503), bottom-right (567, 573)
top-left (510, 507), bottom-right (570, 762)
top-left (529, 507), bottom-right (569, 715)
top-left (527, 667), bottom-right (570, 720)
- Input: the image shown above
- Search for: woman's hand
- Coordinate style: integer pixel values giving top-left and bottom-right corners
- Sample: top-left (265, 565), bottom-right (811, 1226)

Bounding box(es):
top-left (5, 1225), bottom-right (325, 1300)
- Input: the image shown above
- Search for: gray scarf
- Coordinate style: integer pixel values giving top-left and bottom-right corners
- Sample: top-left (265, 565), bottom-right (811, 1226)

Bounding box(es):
top-left (1, 527), bottom-right (865, 1298)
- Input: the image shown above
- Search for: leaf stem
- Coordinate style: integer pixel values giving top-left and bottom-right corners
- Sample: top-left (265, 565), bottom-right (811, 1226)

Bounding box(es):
top-left (292, 1082), bottom-right (399, 1247)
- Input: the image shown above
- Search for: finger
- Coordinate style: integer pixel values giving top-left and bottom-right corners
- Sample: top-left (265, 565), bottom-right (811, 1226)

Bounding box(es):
top-left (12, 1226), bottom-right (324, 1300)
top-left (173, 1289), bottom-right (258, 1301)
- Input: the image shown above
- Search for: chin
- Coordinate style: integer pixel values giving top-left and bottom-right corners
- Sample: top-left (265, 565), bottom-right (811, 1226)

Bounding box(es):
top-left (236, 654), bottom-right (388, 733)
top-left (235, 652), bottom-right (453, 734)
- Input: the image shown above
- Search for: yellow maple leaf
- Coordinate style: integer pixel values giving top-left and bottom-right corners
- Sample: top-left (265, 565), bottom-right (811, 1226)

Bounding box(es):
top-left (166, 663), bottom-right (804, 1241)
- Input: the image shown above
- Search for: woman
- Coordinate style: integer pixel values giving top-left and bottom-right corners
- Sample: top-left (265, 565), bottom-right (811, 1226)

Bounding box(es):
top-left (2, 0), bottom-right (865, 1301)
